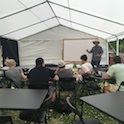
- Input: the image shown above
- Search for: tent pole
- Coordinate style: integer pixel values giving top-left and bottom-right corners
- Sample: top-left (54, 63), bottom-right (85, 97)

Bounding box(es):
top-left (115, 35), bottom-right (119, 56)
top-left (106, 41), bottom-right (109, 65)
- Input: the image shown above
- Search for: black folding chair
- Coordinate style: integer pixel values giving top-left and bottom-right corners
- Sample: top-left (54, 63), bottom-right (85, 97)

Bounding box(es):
top-left (66, 97), bottom-right (101, 124)
top-left (118, 81), bottom-right (124, 91)
top-left (81, 74), bottom-right (101, 95)
top-left (19, 92), bottom-right (52, 124)
top-left (58, 77), bottom-right (76, 98)
top-left (0, 115), bottom-right (13, 124)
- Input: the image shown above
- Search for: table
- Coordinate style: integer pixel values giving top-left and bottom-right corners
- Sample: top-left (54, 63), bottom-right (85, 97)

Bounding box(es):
top-left (94, 66), bottom-right (108, 72)
top-left (0, 89), bottom-right (48, 110)
top-left (45, 64), bottom-right (58, 71)
top-left (80, 91), bottom-right (124, 123)
top-left (0, 67), bottom-right (9, 78)
top-left (87, 74), bottom-right (103, 80)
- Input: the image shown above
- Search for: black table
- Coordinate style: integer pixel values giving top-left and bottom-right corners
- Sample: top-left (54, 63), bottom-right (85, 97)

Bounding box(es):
top-left (94, 66), bottom-right (108, 72)
top-left (0, 89), bottom-right (48, 110)
top-left (45, 64), bottom-right (57, 71)
top-left (0, 67), bottom-right (9, 77)
top-left (88, 74), bottom-right (103, 80)
top-left (87, 75), bottom-right (116, 84)
top-left (80, 91), bottom-right (124, 123)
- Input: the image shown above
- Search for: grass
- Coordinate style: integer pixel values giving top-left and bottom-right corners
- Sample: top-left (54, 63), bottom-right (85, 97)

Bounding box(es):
top-left (2, 83), bottom-right (120, 124)
top-left (3, 102), bottom-right (119, 124)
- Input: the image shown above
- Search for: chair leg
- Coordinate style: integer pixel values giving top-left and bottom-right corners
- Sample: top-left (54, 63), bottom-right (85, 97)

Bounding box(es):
top-left (27, 121), bottom-right (30, 124)
top-left (45, 116), bottom-right (47, 124)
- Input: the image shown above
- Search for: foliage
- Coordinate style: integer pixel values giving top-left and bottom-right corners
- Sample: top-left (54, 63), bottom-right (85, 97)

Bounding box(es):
top-left (119, 39), bottom-right (124, 53)
top-left (109, 38), bottom-right (124, 53)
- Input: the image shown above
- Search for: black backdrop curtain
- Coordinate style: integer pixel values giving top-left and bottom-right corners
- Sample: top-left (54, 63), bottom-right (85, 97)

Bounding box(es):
top-left (1, 38), bottom-right (20, 66)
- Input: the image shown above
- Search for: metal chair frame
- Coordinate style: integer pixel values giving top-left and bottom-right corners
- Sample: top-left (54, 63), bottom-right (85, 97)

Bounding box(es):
top-left (66, 97), bottom-right (101, 124)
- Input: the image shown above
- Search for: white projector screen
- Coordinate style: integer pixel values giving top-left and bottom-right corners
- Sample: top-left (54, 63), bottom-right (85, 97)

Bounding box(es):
top-left (63, 38), bottom-right (98, 62)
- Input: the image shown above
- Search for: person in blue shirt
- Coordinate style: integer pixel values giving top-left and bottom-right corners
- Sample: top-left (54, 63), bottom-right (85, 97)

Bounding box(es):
top-left (86, 40), bottom-right (103, 68)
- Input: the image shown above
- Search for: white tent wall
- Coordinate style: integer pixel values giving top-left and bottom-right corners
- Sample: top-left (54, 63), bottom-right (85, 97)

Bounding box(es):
top-left (18, 25), bottom-right (107, 69)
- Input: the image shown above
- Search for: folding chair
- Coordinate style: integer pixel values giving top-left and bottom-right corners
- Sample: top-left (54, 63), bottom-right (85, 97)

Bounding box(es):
top-left (19, 92), bottom-right (52, 124)
top-left (0, 115), bottom-right (13, 124)
top-left (66, 97), bottom-right (101, 124)
top-left (118, 81), bottom-right (124, 91)
top-left (58, 77), bottom-right (76, 98)
top-left (1, 76), bottom-right (23, 88)
top-left (82, 74), bottom-right (101, 95)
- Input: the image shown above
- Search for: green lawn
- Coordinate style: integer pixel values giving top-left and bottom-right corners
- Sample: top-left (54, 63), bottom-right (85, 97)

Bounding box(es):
top-left (5, 103), bottom-right (119, 124)
top-left (3, 83), bottom-right (120, 124)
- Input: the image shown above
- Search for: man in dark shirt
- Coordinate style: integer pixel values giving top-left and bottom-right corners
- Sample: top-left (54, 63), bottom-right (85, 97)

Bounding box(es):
top-left (19, 58), bottom-right (58, 120)
top-left (86, 40), bottom-right (103, 68)
top-left (28, 57), bottom-right (58, 89)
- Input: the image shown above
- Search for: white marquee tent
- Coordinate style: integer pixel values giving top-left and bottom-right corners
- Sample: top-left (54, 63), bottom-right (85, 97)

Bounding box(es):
top-left (0, 0), bottom-right (124, 68)
top-left (1, 0), bottom-right (124, 40)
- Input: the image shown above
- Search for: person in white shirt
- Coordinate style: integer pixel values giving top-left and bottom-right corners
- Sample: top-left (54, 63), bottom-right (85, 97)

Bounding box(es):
top-left (79, 54), bottom-right (93, 75)
top-left (104, 56), bottom-right (124, 92)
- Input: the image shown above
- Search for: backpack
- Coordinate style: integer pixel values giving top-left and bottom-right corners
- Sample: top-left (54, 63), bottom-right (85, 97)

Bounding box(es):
top-left (54, 98), bottom-right (72, 114)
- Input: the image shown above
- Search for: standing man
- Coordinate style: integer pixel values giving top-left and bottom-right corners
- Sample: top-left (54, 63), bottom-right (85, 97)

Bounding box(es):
top-left (86, 40), bottom-right (103, 68)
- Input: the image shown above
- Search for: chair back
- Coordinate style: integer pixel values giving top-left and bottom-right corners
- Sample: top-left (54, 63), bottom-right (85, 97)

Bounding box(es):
top-left (66, 97), bottom-right (101, 124)
top-left (66, 97), bottom-right (84, 124)
top-left (40, 91), bottom-right (52, 109)
top-left (0, 115), bottom-right (13, 124)
top-left (34, 91), bottom-right (52, 122)
top-left (82, 74), bottom-right (95, 82)
top-left (59, 77), bottom-right (76, 90)
top-left (1, 76), bottom-right (20, 88)
top-left (35, 91), bottom-right (52, 122)
top-left (19, 91), bottom-right (52, 123)
top-left (118, 81), bottom-right (124, 91)
top-left (28, 83), bottom-right (49, 89)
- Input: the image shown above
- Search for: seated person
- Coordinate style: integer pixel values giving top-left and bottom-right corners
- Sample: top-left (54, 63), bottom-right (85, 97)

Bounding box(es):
top-left (55, 61), bottom-right (74, 77)
top-left (27, 57), bottom-right (59, 102)
top-left (79, 55), bottom-right (93, 75)
top-left (55, 61), bottom-right (75, 89)
top-left (19, 58), bottom-right (58, 121)
top-left (104, 56), bottom-right (124, 93)
top-left (5, 58), bottom-right (27, 88)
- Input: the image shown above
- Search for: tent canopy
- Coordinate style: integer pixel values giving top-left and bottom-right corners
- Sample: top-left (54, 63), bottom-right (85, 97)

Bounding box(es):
top-left (0, 0), bottom-right (124, 40)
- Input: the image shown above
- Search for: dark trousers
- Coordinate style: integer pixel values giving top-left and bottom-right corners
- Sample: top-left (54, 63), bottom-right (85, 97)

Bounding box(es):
top-left (91, 60), bottom-right (100, 68)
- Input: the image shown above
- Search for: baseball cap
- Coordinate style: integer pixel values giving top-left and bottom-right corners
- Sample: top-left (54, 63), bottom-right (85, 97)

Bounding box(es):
top-left (58, 61), bottom-right (65, 68)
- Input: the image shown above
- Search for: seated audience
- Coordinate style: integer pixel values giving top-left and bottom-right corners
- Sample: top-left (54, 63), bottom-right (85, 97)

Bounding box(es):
top-left (55, 61), bottom-right (75, 89)
top-left (19, 58), bottom-right (58, 121)
top-left (5, 58), bottom-right (27, 88)
top-left (104, 56), bottom-right (124, 92)
top-left (79, 55), bottom-right (93, 75)
top-left (55, 61), bottom-right (74, 77)
top-left (27, 57), bottom-right (59, 102)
